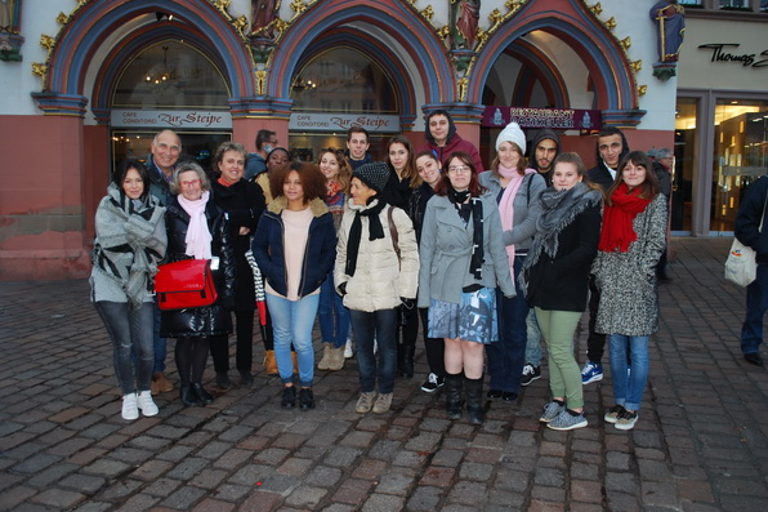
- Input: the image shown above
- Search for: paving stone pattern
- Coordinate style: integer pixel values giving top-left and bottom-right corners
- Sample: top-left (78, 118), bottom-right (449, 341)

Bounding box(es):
top-left (1, 238), bottom-right (767, 511)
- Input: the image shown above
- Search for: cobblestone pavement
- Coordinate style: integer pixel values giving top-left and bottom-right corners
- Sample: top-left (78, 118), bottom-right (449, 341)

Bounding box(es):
top-left (1, 238), bottom-right (767, 511)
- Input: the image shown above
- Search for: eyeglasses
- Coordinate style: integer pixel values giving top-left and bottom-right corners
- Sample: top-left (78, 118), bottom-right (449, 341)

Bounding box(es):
top-left (180, 179), bottom-right (200, 187)
top-left (448, 165), bottom-right (471, 174)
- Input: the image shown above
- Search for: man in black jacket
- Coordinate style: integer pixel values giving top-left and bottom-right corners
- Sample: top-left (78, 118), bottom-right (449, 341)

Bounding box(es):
top-left (735, 176), bottom-right (768, 366)
top-left (582, 127), bottom-right (630, 385)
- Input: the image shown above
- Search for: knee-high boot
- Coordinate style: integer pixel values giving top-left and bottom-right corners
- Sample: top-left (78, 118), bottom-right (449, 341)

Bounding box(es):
top-left (445, 372), bottom-right (463, 419)
top-left (465, 376), bottom-right (485, 425)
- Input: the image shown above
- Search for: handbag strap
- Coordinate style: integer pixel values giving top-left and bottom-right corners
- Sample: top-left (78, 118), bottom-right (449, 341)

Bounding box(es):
top-left (387, 205), bottom-right (401, 266)
top-left (759, 185), bottom-right (768, 233)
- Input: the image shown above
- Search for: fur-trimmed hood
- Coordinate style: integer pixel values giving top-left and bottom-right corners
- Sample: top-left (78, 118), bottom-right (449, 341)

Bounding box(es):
top-left (267, 196), bottom-right (329, 217)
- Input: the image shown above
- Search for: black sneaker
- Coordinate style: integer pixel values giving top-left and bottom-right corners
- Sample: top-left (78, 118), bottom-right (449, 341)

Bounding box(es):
top-left (299, 387), bottom-right (315, 410)
top-left (239, 371), bottom-right (254, 388)
top-left (420, 372), bottom-right (445, 393)
top-left (520, 364), bottom-right (541, 387)
top-left (281, 386), bottom-right (296, 409)
top-left (216, 372), bottom-right (232, 390)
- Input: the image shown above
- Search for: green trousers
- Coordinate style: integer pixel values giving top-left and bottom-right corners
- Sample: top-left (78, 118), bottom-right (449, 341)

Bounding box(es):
top-left (534, 308), bottom-right (584, 410)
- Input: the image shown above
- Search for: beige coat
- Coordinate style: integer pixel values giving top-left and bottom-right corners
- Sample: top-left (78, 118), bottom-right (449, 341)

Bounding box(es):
top-left (334, 199), bottom-right (419, 312)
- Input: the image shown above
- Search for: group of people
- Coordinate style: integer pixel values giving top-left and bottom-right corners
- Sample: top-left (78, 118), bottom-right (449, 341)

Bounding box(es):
top-left (90, 113), bottom-right (670, 433)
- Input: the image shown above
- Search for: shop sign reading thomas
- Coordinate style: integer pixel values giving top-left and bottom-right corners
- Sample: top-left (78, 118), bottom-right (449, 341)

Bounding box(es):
top-left (111, 109), bottom-right (232, 129)
top-left (289, 113), bottom-right (400, 133)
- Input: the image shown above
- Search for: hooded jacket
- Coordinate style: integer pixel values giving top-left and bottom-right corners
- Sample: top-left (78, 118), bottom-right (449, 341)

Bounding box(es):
top-left (529, 128), bottom-right (561, 186)
top-left (418, 112), bottom-right (484, 171)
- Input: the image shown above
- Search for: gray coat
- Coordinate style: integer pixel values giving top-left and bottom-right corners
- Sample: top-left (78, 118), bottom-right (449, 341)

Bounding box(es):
top-left (478, 170), bottom-right (546, 252)
top-left (592, 194), bottom-right (667, 336)
top-left (418, 193), bottom-right (515, 308)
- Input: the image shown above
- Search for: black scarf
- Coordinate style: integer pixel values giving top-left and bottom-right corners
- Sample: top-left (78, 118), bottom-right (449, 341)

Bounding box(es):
top-left (448, 189), bottom-right (484, 280)
top-left (345, 197), bottom-right (388, 277)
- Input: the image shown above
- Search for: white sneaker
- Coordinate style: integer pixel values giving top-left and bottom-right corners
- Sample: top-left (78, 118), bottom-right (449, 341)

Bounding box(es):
top-left (121, 393), bottom-right (139, 421)
top-left (137, 390), bottom-right (159, 417)
top-left (344, 338), bottom-right (353, 359)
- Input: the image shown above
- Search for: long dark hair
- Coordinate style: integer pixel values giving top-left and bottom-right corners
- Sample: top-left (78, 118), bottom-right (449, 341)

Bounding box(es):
top-left (435, 152), bottom-right (484, 198)
top-left (606, 151), bottom-right (660, 203)
top-left (113, 159), bottom-right (150, 200)
top-left (386, 135), bottom-right (421, 188)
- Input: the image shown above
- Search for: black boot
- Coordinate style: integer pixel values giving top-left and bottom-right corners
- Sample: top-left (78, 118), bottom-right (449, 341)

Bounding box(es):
top-left (191, 383), bottom-right (213, 405)
top-left (445, 372), bottom-right (464, 420)
top-left (465, 376), bottom-right (485, 425)
top-left (180, 385), bottom-right (201, 406)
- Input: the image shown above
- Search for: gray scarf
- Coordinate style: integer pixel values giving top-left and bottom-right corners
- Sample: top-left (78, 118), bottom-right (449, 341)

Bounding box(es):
top-left (92, 183), bottom-right (166, 308)
top-left (519, 182), bottom-right (602, 293)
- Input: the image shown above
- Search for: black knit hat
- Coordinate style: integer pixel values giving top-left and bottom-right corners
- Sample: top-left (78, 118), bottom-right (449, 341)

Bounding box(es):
top-left (353, 162), bottom-right (390, 193)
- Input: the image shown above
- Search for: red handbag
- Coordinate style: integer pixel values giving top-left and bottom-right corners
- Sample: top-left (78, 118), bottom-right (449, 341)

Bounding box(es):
top-left (154, 259), bottom-right (218, 311)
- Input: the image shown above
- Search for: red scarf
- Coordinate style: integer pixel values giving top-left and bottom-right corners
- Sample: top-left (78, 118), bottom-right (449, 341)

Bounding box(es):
top-left (217, 177), bottom-right (235, 187)
top-left (598, 182), bottom-right (652, 253)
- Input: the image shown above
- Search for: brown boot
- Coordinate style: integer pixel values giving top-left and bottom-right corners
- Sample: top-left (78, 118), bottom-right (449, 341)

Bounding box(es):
top-left (326, 346), bottom-right (345, 371)
top-left (263, 350), bottom-right (278, 375)
top-left (317, 343), bottom-right (332, 371)
top-left (153, 372), bottom-right (173, 394)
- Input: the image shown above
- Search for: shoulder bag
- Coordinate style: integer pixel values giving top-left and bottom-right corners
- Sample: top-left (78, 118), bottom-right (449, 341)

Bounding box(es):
top-left (725, 191), bottom-right (768, 287)
top-left (155, 259), bottom-right (218, 310)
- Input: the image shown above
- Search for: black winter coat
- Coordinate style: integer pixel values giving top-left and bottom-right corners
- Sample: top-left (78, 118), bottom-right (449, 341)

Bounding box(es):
top-left (586, 162), bottom-right (616, 191)
top-left (160, 196), bottom-right (236, 338)
top-left (211, 179), bottom-right (266, 311)
top-left (526, 204), bottom-right (601, 312)
top-left (736, 176), bottom-right (768, 264)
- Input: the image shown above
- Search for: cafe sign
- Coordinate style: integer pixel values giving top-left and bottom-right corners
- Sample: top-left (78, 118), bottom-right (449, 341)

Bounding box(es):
top-left (289, 113), bottom-right (400, 133)
top-left (110, 109), bottom-right (232, 129)
top-left (482, 106), bottom-right (602, 130)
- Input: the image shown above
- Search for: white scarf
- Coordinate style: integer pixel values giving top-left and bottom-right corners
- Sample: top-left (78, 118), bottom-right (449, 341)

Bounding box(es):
top-left (178, 190), bottom-right (212, 259)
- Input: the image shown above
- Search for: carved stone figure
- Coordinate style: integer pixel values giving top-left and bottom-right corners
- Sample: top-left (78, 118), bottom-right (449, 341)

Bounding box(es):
top-left (649, 0), bottom-right (685, 63)
top-left (251, 0), bottom-right (280, 39)
top-left (450, 0), bottom-right (480, 50)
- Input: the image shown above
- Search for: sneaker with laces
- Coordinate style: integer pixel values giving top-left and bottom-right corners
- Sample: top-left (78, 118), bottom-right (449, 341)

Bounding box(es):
top-left (539, 401), bottom-right (564, 423)
top-left (581, 361), bottom-right (603, 384)
top-left (520, 364), bottom-right (542, 387)
top-left (136, 390), bottom-right (158, 417)
top-left (547, 408), bottom-right (588, 431)
top-left (420, 373), bottom-right (445, 393)
top-left (372, 392), bottom-right (393, 414)
top-left (604, 404), bottom-right (625, 424)
top-left (614, 409), bottom-right (638, 430)
top-left (121, 393), bottom-right (139, 421)
top-left (355, 391), bottom-right (376, 413)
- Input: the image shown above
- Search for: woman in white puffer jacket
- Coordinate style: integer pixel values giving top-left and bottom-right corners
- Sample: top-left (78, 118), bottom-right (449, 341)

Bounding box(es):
top-left (334, 162), bottom-right (419, 415)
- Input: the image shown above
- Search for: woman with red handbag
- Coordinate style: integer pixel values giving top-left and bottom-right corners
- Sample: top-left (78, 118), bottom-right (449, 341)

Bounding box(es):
top-left (161, 161), bottom-right (235, 407)
top-left (90, 159), bottom-right (167, 421)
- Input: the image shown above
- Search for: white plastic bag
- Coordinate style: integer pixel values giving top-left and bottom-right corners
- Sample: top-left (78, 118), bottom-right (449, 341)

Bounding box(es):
top-left (724, 238), bottom-right (757, 287)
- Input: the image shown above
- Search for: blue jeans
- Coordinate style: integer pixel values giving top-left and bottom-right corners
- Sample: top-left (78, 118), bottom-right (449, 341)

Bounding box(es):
top-left (608, 334), bottom-right (650, 411)
top-left (318, 274), bottom-right (350, 348)
top-left (152, 302), bottom-right (167, 373)
top-left (741, 263), bottom-right (768, 355)
top-left (525, 309), bottom-right (544, 367)
top-left (95, 301), bottom-right (154, 395)
top-left (486, 256), bottom-right (528, 393)
top-left (349, 309), bottom-right (397, 394)
top-left (266, 293), bottom-right (319, 387)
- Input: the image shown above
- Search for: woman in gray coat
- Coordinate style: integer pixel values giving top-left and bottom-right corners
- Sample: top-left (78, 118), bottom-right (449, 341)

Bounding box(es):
top-left (418, 152), bottom-right (515, 425)
top-left (592, 151), bottom-right (667, 431)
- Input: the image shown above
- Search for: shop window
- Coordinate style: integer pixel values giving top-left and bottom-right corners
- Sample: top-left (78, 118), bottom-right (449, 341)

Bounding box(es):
top-left (711, 99), bottom-right (768, 230)
top-left (673, 98), bottom-right (698, 232)
top-left (112, 41), bottom-right (230, 108)
top-left (112, 132), bottom-right (231, 175)
top-left (289, 47), bottom-right (400, 161)
top-left (719, 0), bottom-right (750, 9)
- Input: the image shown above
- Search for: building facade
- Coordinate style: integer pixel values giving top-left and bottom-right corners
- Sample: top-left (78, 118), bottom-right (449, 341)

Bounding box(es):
top-left (1, 0), bottom-right (682, 279)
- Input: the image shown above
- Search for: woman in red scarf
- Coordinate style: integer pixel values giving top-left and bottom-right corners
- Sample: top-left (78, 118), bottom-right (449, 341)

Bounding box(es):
top-left (592, 151), bottom-right (667, 431)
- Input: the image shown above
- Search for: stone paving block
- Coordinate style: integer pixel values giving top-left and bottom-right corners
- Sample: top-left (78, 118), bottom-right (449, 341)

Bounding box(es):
top-left (430, 448), bottom-right (464, 467)
top-left (28, 487), bottom-right (85, 508)
top-left (338, 430), bottom-right (375, 448)
top-left (531, 484), bottom-right (566, 503)
top-left (253, 447), bottom-right (290, 466)
top-left (406, 485), bottom-right (443, 511)
top-left (11, 453), bottom-right (62, 474)
top-left (160, 485), bottom-right (207, 509)
top-left (228, 464), bottom-right (274, 487)
top-left (375, 467), bottom-right (417, 495)
top-left (570, 480), bottom-right (603, 504)
top-left (211, 483), bottom-right (250, 502)
top-left (277, 457), bottom-right (313, 477)
top-left (419, 466), bottom-right (456, 489)
top-left (323, 446), bottom-right (363, 467)
top-left (98, 479), bottom-right (143, 501)
top-left (534, 466), bottom-right (565, 488)
top-left (392, 449), bottom-right (428, 468)
top-left (82, 459), bottom-right (130, 478)
top-left (677, 479), bottom-right (715, 503)
top-left (331, 478), bottom-right (374, 505)
top-left (213, 448), bottom-right (252, 469)
top-left (72, 501), bottom-right (112, 512)
top-left (235, 435), bottom-right (270, 451)
top-left (191, 497), bottom-right (235, 512)
top-left (606, 451), bottom-right (631, 471)
top-left (285, 485), bottom-right (327, 508)
top-left (238, 489), bottom-right (284, 511)
top-left (458, 461), bottom-right (494, 481)
top-left (165, 457), bottom-right (209, 480)
top-left (305, 465), bottom-right (342, 488)
top-left (189, 469), bottom-right (227, 490)
top-left (487, 488), bottom-right (525, 509)
top-left (0, 485), bottom-right (38, 510)
top-left (58, 473), bottom-right (106, 495)
top-left (606, 491), bottom-right (640, 512)
top-left (362, 493), bottom-right (406, 512)
top-left (447, 480), bottom-right (487, 505)
top-left (350, 458), bottom-right (387, 480)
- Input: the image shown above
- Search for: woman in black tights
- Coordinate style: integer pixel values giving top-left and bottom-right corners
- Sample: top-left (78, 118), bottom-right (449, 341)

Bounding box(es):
top-left (161, 161), bottom-right (235, 406)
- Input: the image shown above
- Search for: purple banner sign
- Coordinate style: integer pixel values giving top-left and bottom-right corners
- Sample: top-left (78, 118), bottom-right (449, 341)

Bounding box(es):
top-left (482, 106), bottom-right (602, 130)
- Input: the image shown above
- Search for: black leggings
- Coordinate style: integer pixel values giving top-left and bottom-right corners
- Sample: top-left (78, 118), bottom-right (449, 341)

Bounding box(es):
top-left (175, 336), bottom-right (210, 386)
top-left (210, 310), bottom-right (255, 374)
top-left (419, 308), bottom-right (445, 377)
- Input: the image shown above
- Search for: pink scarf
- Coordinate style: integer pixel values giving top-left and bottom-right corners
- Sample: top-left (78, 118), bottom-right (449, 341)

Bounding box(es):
top-left (178, 190), bottom-right (213, 260)
top-left (498, 167), bottom-right (536, 272)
